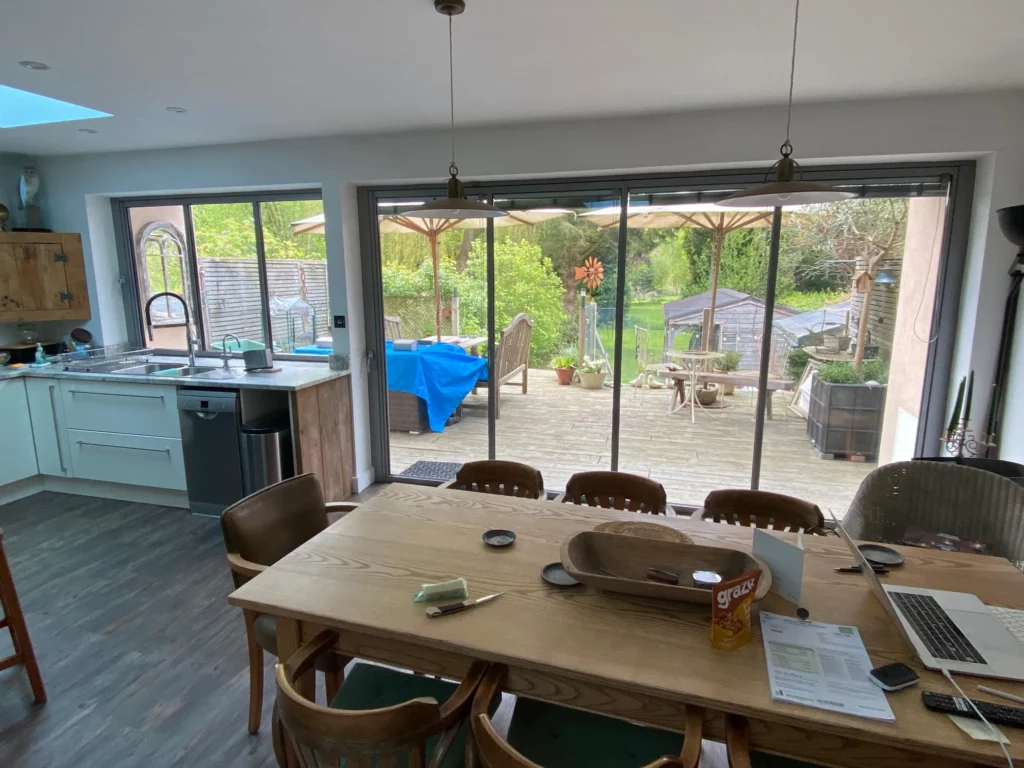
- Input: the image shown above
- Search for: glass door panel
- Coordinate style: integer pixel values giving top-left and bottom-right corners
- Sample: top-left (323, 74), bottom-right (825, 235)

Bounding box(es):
top-left (759, 192), bottom-right (949, 517)
top-left (128, 205), bottom-right (196, 350)
top-left (191, 202), bottom-right (265, 350)
top-left (378, 197), bottom-right (489, 480)
top-left (491, 192), bottom-right (621, 493)
top-left (618, 189), bottom-right (765, 506)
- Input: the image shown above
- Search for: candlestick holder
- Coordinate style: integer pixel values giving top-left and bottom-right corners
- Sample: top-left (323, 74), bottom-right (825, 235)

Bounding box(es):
top-left (942, 419), bottom-right (996, 458)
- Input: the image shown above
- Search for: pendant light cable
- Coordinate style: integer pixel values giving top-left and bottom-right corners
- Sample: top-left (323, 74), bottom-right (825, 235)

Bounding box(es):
top-left (448, 14), bottom-right (457, 175)
top-left (782, 0), bottom-right (800, 155)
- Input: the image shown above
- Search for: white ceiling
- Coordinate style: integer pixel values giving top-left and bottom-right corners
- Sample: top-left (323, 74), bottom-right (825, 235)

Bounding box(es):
top-left (2, 0), bottom-right (1024, 156)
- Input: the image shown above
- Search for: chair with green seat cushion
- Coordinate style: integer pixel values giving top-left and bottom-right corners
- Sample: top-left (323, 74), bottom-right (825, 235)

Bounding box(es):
top-left (507, 697), bottom-right (685, 768)
top-left (274, 629), bottom-right (488, 768)
top-left (471, 664), bottom-right (704, 768)
top-left (330, 663), bottom-right (477, 767)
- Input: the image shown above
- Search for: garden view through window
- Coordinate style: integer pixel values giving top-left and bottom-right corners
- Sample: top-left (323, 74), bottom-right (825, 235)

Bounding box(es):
top-left (375, 182), bottom-right (949, 513)
top-left (127, 195), bottom-right (328, 355)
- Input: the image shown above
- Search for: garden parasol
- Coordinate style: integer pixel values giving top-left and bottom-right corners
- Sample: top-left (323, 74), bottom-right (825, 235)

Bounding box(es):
top-left (580, 203), bottom-right (774, 350)
top-left (291, 209), bottom-right (570, 340)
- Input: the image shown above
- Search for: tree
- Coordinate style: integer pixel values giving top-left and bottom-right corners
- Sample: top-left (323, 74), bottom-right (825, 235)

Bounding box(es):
top-left (790, 199), bottom-right (908, 371)
top-left (459, 239), bottom-right (570, 366)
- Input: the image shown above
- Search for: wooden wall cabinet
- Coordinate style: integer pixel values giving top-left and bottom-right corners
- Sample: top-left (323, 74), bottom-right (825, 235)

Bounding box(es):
top-left (0, 232), bottom-right (90, 322)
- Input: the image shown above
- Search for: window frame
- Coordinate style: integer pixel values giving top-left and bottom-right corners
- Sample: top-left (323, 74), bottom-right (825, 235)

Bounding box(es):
top-left (112, 189), bottom-right (330, 361)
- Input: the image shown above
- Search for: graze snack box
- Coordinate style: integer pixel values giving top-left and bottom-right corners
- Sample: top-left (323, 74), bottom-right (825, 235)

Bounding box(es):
top-left (711, 569), bottom-right (762, 651)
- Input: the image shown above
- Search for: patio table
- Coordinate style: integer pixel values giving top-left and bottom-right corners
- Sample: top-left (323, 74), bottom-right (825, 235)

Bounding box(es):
top-left (385, 341), bottom-right (487, 432)
top-left (668, 349), bottom-right (724, 423)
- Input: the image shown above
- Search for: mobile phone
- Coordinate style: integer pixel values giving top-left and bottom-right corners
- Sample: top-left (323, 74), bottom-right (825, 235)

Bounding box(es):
top-left (869, 662), bottom-right (920, 691)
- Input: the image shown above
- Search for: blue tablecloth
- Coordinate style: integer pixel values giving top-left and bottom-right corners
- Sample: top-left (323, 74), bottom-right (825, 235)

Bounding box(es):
top-left (386, 341), bottom-right (487, 432)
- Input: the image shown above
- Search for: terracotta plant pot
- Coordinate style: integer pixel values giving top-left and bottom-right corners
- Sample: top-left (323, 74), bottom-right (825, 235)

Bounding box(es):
top-left (695, 385), bottom-right (719, 406)
top-left (555, 366), bottom-right (575, 385)
top-left (579, 371), bottom-right (607, 390)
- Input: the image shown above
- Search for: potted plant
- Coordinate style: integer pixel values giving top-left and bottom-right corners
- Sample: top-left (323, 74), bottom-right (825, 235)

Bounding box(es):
top-left (806, 360), bottom-right (889, 459)
top-left (552, 354), bottom-right (576, 385)
top-left (695, 383), bottom-right (719, 406)
top-left (714, 350), bottom-right (742, 395)
top-left (578, 358), bottom-right (607, 390)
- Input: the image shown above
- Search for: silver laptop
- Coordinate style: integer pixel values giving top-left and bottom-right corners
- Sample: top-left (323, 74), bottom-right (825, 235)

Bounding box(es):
top-left (831, 514), bottom-right (1024, 681)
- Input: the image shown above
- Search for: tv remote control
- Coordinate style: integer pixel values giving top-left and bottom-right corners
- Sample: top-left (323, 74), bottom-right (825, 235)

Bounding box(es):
top-left (922, 691), bottom-right (1024, 729)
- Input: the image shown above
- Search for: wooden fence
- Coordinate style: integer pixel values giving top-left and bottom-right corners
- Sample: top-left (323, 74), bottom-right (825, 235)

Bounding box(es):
top-left (197, 257), bottom-right (329, 351)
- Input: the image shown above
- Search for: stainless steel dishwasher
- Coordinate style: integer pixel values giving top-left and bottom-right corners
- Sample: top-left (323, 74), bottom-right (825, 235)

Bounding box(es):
top-left (177, 389), bottom-right (244, 517)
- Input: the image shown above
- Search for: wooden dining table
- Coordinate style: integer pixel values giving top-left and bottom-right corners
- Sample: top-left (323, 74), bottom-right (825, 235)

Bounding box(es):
top-left (229, 484), bottom-right (1024, 768)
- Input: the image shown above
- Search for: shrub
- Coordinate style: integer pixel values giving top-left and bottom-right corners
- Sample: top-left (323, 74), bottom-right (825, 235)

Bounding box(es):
top-left (817, 360), bottom-right (890, 385)
top-left (787, 347), bottom-right (811, 379)
top-left (460, 239), bottom-right (570, 367)
top-left (716, 350), bottom-right (742, 372)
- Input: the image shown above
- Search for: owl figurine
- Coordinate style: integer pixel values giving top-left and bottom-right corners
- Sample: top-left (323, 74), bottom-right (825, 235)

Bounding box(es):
top-left (19, 166), bottom-right (40, 210)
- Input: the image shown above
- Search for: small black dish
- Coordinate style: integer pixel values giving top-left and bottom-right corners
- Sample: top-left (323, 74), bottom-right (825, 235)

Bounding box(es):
top-left (541, 562), bottom-right (580, 587)
top-left (483, 529), bottom-right (517, 548)
top-left (858, 543), bottom-right (905, 567)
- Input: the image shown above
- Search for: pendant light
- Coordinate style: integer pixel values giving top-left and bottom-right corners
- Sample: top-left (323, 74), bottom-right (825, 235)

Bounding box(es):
top-left (720, 0), bottom-right (854, 208)
top-left (404, 0), bottom-right (507, 220)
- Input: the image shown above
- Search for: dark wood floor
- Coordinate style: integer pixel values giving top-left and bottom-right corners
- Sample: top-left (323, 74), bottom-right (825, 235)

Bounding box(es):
top-left (0, 492), bottom-right (279, 767)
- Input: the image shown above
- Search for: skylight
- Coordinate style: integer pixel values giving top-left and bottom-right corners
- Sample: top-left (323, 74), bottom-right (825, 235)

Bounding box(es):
top-left (0, 84), bottom-right (111, 129)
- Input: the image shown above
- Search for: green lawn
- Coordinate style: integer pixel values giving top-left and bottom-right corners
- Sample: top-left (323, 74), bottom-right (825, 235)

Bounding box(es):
top-left (595, 299), bottom-right (692, 383)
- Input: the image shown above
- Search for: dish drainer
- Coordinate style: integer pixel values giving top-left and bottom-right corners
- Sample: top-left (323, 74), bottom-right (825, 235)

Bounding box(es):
top-left (50, 343), bottom-right (152, 372)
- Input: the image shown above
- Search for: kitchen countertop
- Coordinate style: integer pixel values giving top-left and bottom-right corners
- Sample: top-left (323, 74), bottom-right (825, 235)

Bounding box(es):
top-left (0, 355), bottom-right (349, 392)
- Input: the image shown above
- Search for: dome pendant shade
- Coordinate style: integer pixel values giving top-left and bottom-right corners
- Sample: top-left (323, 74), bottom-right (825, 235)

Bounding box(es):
top-left (404, 169), bottom-right (507, 220)
top-left (404, 0), bottom-right (506, 221)
top-left (722, 155), bottom-right (855, 208)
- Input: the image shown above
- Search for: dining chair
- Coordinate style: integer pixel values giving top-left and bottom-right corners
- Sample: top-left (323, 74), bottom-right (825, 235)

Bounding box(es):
top-left (221, 473), bottom-right (357, 734)
top-left (844, 461), bottom-right (1024, 570)
top-left (0, 528), bottom-right (46, 705)
top-left (699, 489), bottom-right (826, 534)
top-left (441, 460), bottom-right (545, 499)
top-left (273, 628), bottom-right (488, 768)
top-left (469, 664), bottom-right (702, 768)
top-left (559, 471), bottom-right (668, 514)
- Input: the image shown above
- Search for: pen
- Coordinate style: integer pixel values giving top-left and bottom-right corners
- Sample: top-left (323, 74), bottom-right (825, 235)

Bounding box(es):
top-left (977, 685), bottom-right (1024, 706)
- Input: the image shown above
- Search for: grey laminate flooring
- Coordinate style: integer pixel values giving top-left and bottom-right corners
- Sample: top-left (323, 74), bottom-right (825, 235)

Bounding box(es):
top-left (0, 491), bottom-right (279, 767)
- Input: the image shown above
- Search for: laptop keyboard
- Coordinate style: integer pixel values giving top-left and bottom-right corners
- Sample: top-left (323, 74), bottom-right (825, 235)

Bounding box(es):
top-left (890, 592), bottom-right (987, 665)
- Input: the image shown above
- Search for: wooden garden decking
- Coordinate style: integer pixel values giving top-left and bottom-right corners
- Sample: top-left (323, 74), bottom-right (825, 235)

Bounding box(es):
top-left (389, 368), bottom-right (875, 515)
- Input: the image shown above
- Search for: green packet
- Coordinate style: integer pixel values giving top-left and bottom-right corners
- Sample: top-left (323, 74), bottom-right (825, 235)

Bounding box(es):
top-left (412, 577), bottom-right (469, 602)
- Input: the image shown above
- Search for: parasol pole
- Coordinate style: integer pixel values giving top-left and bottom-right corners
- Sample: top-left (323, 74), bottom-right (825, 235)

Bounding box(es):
top-left (704, 224), bottom-right (725, 351)
top-left (430, 231), bottom-right (442, 341)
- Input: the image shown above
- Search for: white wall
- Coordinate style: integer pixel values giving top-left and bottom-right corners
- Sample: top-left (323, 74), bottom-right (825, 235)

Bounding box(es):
top-left (28, 89), bottom-right (1024, 482)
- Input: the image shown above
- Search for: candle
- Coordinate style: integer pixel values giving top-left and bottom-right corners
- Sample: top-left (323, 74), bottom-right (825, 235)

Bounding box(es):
top-left (948, 376), bottom-right (965, 433)
top-left (963, 370), bottom-right (974, 425)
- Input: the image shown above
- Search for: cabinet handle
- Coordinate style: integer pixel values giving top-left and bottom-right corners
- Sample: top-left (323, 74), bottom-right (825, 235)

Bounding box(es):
top-left (49, 384), bottom-right (67, 474)
top-left (67, 389), bottom-right (165, 400)
top-left (75, 441), bottom-right (171, 455)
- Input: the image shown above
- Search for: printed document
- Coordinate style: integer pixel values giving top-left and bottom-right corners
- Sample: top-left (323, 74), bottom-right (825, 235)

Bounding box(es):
top-left (760, 611), bottom-right (895, 721)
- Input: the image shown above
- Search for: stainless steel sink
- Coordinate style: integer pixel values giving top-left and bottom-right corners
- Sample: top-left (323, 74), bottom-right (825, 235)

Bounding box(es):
top-left (153, 365), bottom-right (220, 378)
top-left (112, 363), bottom-right (186, 375)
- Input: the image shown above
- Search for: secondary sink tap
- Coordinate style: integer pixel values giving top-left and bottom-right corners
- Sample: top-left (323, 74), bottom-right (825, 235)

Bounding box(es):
top-left (144, 291), bottom-right (199, 366)
top-left (220, 334), bottom-right (241, 369)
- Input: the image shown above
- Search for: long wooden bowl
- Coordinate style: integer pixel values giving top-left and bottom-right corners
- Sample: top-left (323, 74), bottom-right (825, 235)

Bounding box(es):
top-left (560, 530), bottom-right (772, 605)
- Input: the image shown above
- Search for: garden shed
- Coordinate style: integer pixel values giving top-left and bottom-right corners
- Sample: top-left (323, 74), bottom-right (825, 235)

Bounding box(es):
top-left (662, 289), bottom-right (795, 371)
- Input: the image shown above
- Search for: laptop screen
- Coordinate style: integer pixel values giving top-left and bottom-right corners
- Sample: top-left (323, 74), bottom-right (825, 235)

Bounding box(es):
top-left (830, 512), bottom-right (919, 656)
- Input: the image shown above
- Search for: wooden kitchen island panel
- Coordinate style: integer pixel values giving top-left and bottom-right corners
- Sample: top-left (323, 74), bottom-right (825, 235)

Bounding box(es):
top-left (289, 375), bottom-right (355, 501)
